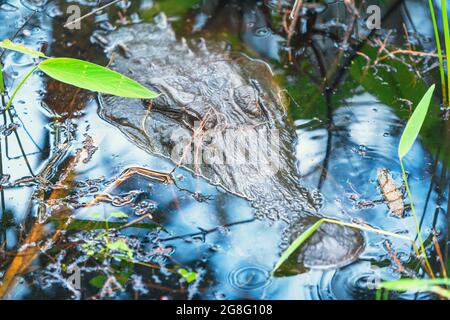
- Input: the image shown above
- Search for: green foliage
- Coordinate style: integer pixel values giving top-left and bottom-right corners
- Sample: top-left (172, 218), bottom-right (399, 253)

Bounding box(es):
top-left (38, 58), bottom-right (159, 98)
top-left (140, 0), bottom-right (199, 23)
top-left (397, 85), bottom-right (436, 277)
top-left (398, 85), bottom-right (435, 159)
top-left (109, 211), bottom-right (129, 219)
top-left (177, 268), bottom-right (198, 284)
top-left (0, 39), bottom-right (159, 111)
top-left (106, 239), bottom-right (134, 260)
top-left (0, 39), bottom-right (47, 58)
top-left (428, 0), bottom-right (446, 103)
top-left (89, 275), bottom-right (107, 289)
top-left (86, 211), bottom-right (128, 220)
top-left (272, 219), bottom-right (324, 274)
top-left (440, 0), bottom-right (450, 104)
top-left (0, 62), bottom-right (4, 94)
top-left (377, 278), bottom-right (450, 299)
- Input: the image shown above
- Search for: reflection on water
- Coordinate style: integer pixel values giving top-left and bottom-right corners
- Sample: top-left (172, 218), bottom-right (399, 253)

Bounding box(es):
top-left (0, 0), bottom-right (448, 299)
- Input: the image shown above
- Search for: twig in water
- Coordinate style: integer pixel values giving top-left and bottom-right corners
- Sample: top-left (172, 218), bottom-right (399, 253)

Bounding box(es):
top-left (432, 231), bottom-right (448, 282)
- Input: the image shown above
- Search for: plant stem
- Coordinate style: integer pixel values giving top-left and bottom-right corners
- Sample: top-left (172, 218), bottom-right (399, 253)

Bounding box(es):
top-left (0, 62), bottom-right (4, 94)
top-left (321, 218), bottom-right (421, 258)
top-left (428, 0), bottom-right (447, 105)
top-left (5, 65), bottom-right (38, 110)
top-left (399, 160), bottom-right (434, 278)
top-left (441, 0), bottom-right (450, 106)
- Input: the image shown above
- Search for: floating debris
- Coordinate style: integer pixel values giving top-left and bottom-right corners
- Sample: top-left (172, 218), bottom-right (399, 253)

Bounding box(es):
top-left (377, 168), bottom-right (404, 217)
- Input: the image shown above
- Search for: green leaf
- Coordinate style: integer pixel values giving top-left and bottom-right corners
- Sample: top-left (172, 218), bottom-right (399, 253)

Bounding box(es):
top-left (110, 211), bottom-right (128, 219)
top-left (107, 240), bottom-right (134, 259)
top-left (379, 278), bottom-right (450, 292)
top-left (272, 219), bottom-right (324, 274)
top-left (178, 268), bottom-right (198, 284)
top-left (38, 58), bottom-right (160, 99)
top-left (398, 85), bottom-right (435, 159)
top-left (0, 39), bottom-right (47, 58)
top-left (89, 275), bottom-right (107, 289)
top-left (86, 212), bottom-right (102, 219)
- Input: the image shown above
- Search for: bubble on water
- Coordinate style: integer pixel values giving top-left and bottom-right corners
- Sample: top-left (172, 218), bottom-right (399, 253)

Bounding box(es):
top-left (228, 266), bottom-right (271, 291)
top-left (255, 27), bottom-right (271, 37)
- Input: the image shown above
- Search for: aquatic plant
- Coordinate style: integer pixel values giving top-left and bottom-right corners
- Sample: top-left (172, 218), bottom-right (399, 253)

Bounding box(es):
top-left (398, 84), bottom-right (435, 276)
top-left (0, 39), bottom-right (159, 112)
top-left (428, 0), bottom-right (450, 107)
top-left (376, 278), bottom-right (450, 300)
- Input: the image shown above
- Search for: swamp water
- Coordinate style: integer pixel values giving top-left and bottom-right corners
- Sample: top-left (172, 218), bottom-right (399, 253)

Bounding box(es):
top-left (0, 0), bottom-right (448, 299)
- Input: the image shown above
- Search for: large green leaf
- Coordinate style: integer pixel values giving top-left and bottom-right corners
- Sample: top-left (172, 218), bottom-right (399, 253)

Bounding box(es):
top-left (272, 219), bottom-right (324, 274)
top-left (38, 58), bottom-right (159, 99)
top-left (0, 39), bottom-right (47, 58)
top-left (398, 85), bottom-right (435, 159)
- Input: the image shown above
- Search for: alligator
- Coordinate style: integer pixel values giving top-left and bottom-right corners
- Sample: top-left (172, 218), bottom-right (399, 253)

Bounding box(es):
top-left (97, 14), bottom-right (363, 271)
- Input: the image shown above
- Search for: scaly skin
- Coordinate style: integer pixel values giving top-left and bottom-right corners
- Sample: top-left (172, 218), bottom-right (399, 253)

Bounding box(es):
top-left (98, 14), bottom-right (363, 270)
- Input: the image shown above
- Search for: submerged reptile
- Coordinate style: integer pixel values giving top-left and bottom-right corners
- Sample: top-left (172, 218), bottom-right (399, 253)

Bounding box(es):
top-left (97, 14), bottom-right (363, 270)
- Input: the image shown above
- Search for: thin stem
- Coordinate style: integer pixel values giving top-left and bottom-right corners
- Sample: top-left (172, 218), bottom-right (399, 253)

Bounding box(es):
top-left (441, 0), bottom-right (450, 106)
top-left (5, 65), bottom-right (38, 110)
top-left (399, 160), bottom-right (434, 278)
top-left (428, 0), bottom-right (447, 105)
top-left (0, 62), bottom-right (4, 94)
top-left (321, 218), bottom-right (421, 258)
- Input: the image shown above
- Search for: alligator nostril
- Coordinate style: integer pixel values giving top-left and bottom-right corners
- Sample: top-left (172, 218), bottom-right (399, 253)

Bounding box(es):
top-left (233, 84), bottom-right (260, 116)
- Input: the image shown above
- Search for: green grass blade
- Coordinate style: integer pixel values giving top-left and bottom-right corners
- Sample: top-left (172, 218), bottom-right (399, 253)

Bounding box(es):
top-left (398, 85), bottom-right (435, 159)
top-left (0, 62), bottom-right (4, 94)
top-left (0, 39), bottom-right (47, 58)
top-left (379, 278), bottom-right (450, 298)
top-left (428, 0), bottom-right (447, 104)
top-left (441, 0), bottom-right (450, 104)
top-left (38, 57), bottom-right (160, 99)
top-left (272, 219), bottom-right (324, 274)
top-left (379, 278), bottom-right (450, 291)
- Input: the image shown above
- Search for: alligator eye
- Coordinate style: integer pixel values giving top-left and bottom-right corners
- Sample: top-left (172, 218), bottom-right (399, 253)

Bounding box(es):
top-left (233, 85), bottom-right (260, 116)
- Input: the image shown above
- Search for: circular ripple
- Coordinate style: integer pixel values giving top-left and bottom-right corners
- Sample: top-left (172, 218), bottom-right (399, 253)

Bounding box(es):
top-left (228, 266), bottom-right (271, 291)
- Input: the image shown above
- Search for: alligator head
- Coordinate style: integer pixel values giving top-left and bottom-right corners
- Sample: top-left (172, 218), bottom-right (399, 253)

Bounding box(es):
top-left (97, 14), bottom-right (363, 271)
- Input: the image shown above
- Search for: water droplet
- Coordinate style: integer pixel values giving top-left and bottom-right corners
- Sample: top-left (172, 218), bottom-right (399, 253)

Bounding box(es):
top-left (255, 27), bottom-right (270, 37)
top-left (228, 266), bottom-right (271, 291)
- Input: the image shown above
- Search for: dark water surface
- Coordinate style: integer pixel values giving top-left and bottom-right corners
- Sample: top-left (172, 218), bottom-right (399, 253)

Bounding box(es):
top-left (0, 0), bottom-right (448, 299)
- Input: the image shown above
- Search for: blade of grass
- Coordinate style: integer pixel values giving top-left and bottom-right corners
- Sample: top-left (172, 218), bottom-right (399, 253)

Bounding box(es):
top-left (272, 217), bottom-right (424, 275)
top-left (400, 160), bottom-right (434, 277)
top-left (398, 85), bottom-right (435, 159)
top-left (432, 232), bottom-right (448, 282)
top-left (378, 278), bottom-right (450, 299)
top-left (379, 278), bottom-right (450, 291)
top-left (0, 39), bottom-right (47, 58)
top-left (5, 65), bottom-right (38, 110)
top-left (441, 0), bottom-right (450, 104)
top-left (428, 0), bottom-right (447, 105)
top-left (272, 218), bottom-right (324, 274)
top-left (0, 62), bottom-right (4, 94)
top-left (397, 84), bottom-right (436, 277)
